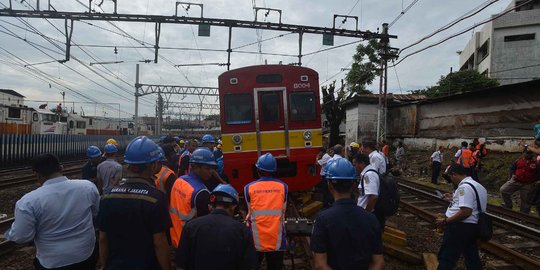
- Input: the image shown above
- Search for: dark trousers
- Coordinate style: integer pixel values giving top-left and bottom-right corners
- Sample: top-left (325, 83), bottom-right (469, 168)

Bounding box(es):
top-left (431, 161), bottom-right (441, 184)
top-left (34, 245), bottom-right (98, 270)
top-left (318, 176), bottom-right (333, 209)
top-left (437, 223), bottom-right (482, 270)
top-left (257, 251), bottom-right (284, 270)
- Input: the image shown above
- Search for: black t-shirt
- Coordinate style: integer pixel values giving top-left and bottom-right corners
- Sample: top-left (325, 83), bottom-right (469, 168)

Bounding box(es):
top-left (310, 198), bottom-right (383, 270)
top-left (175, 209), bottom-right (258, 270)
top-left (98, 178), bottom-right (172, 270)
top-left (81, 160), bottom-right (102, 182)
top-left (178, 155), bottom-right (190, 176)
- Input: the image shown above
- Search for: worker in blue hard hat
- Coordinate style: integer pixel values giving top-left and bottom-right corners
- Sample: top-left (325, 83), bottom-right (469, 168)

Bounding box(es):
top-left (201, 134), bottom-right (227, 190)
top-left (97, 136), bottom-right (172, 270)
top-left (244, 153), bottom-right (288, 270)
top-left (82, 145), bottom-right (104, 184)
top-left (175, 184), bottom-right (258, 269)
top-left (153, 146), bottom-right (177, 202)
top-left (169, 147), bottom-right (216, 248)
top-left (97, 143), bottom-right (122, 194)
top-left (310, 158), bottom-right (384, 270)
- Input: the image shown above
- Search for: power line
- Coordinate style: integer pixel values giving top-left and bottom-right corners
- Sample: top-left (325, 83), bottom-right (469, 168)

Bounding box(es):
top-left (392, 0), bottom-right (532, 67)
top-left (399, 0), bottom-right (500, 53)
top-left (389, 0), bottom-right (421, 28)
top-left (392, 59), bottom-right (403, 94)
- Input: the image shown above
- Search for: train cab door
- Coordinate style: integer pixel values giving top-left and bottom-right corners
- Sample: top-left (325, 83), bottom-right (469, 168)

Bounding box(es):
top-left (254, 87), bottom-right (289, 158)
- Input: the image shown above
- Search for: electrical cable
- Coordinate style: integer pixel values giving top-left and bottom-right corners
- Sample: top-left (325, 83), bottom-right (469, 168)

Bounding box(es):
top-left (388, 0), bottom-right (421, 28)
top-left (391, 0), bottom-right (532, 67)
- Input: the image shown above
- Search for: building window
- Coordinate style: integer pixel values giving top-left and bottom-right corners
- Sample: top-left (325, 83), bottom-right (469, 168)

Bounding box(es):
top-left (504, 33), bottom-right (535, 42)
top-left (89, 118), bottom-right (93, 126)
top-left (76, 121), bottom-right (86, 129)
top-left (224, 94), bottom-right (252, 124)
top-left (69, 121), bottom-right (74, 129)
top-left (477, 39), bottom-right (489, 62)
top-left (8, 107), bottom-right (21, 119)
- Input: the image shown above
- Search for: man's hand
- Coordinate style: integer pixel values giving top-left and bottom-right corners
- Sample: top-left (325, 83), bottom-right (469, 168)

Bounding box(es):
top-left (443, 193), bottom-right (453, 202)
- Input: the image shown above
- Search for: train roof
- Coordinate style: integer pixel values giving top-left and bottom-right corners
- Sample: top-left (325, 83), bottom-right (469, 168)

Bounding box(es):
top-left (218, 64), bottom-right (318, 78)
top-left (0, 89), bottom-right (25, 98)
top-left (33, 108), bottom-right (56, 115)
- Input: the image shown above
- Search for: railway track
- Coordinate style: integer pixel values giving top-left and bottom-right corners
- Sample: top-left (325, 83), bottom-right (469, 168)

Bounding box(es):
top-left (0, 166), bottom-right (85, 189)
top-left (398, 179), bottom-right (540, 269)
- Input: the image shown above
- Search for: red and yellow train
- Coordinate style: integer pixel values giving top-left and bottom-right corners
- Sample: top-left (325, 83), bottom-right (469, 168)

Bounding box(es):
top-left (219, 65), bottom-right (322, 193)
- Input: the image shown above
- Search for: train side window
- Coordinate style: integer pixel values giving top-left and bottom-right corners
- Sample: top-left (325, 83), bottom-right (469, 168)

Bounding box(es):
top-left (224, 94), bottom-right (252, 124)
top-left (69, 121), bottom-right (74, 129)
top-left (261, 92), bottom-right (281, 122)
top-left (290, 92), bottom-right (316, 121)
top-left (8, 107), bottom-right (21, 119)
top-left (76, 121), bottom-right (86, 129)
top-left (89, 118), bottom-right (93, 126)
top-left (32, 113), bottom-right (38, 122)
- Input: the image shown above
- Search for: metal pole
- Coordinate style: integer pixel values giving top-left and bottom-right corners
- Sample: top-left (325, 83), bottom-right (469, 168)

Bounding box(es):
top-left (157, 93), bottom-right (163, 136)
top-left (227, 26), bottom-right (232, 70)
top-left (134, 64), bottom-right (140, 136)
top-left (298, 31), bottom-right (303, 66)
top-left (376, 58), bottom-right (384, 145)
top-left (383, 59), bottom-right (388, 141)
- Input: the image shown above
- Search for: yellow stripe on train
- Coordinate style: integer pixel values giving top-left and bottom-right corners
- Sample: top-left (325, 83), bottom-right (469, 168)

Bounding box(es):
top-left (222, 129), bottom-right (322, 153)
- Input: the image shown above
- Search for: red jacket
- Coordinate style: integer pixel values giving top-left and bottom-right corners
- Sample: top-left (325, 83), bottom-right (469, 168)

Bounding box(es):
top-left (513, 158), bottom-right (538, 184)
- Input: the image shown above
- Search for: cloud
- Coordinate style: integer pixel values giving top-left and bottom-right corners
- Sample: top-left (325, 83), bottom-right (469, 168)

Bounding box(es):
top-left (0, 0), bottom-right (513, 117)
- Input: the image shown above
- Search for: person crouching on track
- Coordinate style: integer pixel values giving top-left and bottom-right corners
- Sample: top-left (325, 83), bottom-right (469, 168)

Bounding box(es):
top-left (436, 164), bottom-right (487, 270)
top-left (97, 136), bottom-right (172, 270)
top-left (244, 153), bottom-right (288, 270)
top-left (310, 158), bottom-right (384, 270)
top-left (169, 148), bottom-right (215, 248)
top-left (175, 184), bottom-right (258, 270)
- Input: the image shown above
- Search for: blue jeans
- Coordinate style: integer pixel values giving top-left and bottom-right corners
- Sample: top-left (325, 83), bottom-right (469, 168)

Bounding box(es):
top-left (437, 222), bottom-right (482, 270)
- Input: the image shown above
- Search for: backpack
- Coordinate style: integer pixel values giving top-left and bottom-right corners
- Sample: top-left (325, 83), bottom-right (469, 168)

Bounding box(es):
top-left (463, 182), bottom-right (492, 241)
top-left (361, 169), bottom-right (400, 216)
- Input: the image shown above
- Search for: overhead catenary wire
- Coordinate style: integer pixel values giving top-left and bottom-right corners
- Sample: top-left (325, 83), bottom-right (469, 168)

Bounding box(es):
top-left (388, 0), bottom-right (421, 28)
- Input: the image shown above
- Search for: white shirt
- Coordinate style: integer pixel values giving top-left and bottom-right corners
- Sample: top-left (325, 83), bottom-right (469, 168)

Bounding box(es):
top-left (317, 153), bottom-right (332, 176)
top-left (454, 147), bottom-right (466, 159)
top-left (431, 151), bottom-right (443, 163)
top-left (357, 164), bottom-right (380, 210)
top-left (5, 176), bottom-right (100, 268)
top-left (445, 177), bottom-right (487, 224)
top-left (368, 150), bottom-right (386, 174)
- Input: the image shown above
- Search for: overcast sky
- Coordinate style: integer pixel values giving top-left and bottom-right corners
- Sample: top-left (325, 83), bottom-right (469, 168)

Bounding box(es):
top-left (0, 0), bottom-right (513, 118)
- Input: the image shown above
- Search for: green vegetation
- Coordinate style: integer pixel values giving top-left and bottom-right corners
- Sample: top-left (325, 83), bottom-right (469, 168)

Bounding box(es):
top-left (410, 70), bottom-right (499, 98)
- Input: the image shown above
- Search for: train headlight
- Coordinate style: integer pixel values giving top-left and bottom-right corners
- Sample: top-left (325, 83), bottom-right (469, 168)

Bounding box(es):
top-left (232, 134), bottom-right (243, 145)
top-left (303, 130), bottom-right (312, 140)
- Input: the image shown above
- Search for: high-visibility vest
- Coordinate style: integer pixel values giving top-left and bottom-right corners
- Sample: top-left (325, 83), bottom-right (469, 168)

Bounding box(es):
top-left (244, 177), bottom-right (288, 252)
top-left (153, 165), bottom-right (175, 193)
top-left (169, 174), bottom-right (208, 247)
top-left (458, 149), bottom-right (475, 168)
top-left (178, 150), bottom-right (192, 175)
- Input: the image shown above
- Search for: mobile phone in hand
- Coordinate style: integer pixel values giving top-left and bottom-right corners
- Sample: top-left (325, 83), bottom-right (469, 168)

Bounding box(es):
top-left (435, 190), bottom-right (444, 199)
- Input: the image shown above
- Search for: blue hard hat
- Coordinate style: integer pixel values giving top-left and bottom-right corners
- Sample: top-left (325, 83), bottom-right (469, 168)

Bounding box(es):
top-left (325, 158), bottom-right (356, 181)
top-left (86, 146), bottom-right (102, 158)
top-left (190, 147), bottom-right (217, 166)
top-left (104, 143), bottom-right (118, 154)
top-left (323, 158), bottom-right (336, 176)
top-left (256, 153), bottom-right (277, 173)
top-left (124, 136), bottom-right (162, 164)
top-left (159, 135), bottom-right (166, 142)
top-left (201, 134), bottom-right (215, 144)
top-left (158, 146), bottom-right (168, 162)
top-left (211, 184), bottom-right (239, 204)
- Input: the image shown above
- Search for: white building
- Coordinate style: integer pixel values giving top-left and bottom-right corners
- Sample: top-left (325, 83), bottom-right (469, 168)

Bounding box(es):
top-left (459, 0), bottom-right (540, 85)
top-left (0, 89), bottom-right (25, 106)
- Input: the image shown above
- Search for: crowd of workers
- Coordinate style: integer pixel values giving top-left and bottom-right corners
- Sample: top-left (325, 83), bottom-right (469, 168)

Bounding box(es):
top-left (5, 131), bottom-right (540, 270)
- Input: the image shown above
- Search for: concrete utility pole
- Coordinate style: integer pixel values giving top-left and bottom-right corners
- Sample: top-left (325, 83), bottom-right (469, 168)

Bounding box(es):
top-left (376, 23), bottom-right (398, 146)
top-left (134, 64), bottom-right (139, 136)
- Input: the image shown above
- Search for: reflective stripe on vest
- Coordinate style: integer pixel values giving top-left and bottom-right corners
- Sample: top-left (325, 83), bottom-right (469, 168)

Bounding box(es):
top-left (169, 177), bottom-right (197, 247)
top-left (458, 149), bottom-right (475, 168)
top-left (245, 180), bottom-right (287, 252)
top-left (154, 166), bottom-right (174, 193)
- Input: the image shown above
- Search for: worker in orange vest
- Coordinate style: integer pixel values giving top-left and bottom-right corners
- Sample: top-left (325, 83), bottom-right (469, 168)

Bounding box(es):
top-left (456, 143), bottom-right (477, 179)
top-left (153, 147), bottom-right (177, 201)
top-left (244, 153), bottom-right (288, 270)
top-left (169, 148), bottom-right (215, 248)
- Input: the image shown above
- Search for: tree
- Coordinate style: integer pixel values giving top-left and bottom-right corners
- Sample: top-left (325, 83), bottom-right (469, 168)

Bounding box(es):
top-left (345, 39), bottom-right (384, 94)
top-left (411, 70), bottom-right (499, 97)
top-left (322, 80), bottom-right (353, 147)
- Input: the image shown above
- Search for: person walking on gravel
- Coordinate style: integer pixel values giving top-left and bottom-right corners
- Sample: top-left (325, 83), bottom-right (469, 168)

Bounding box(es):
top-left (500, 149), bottom-right (539, 214)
